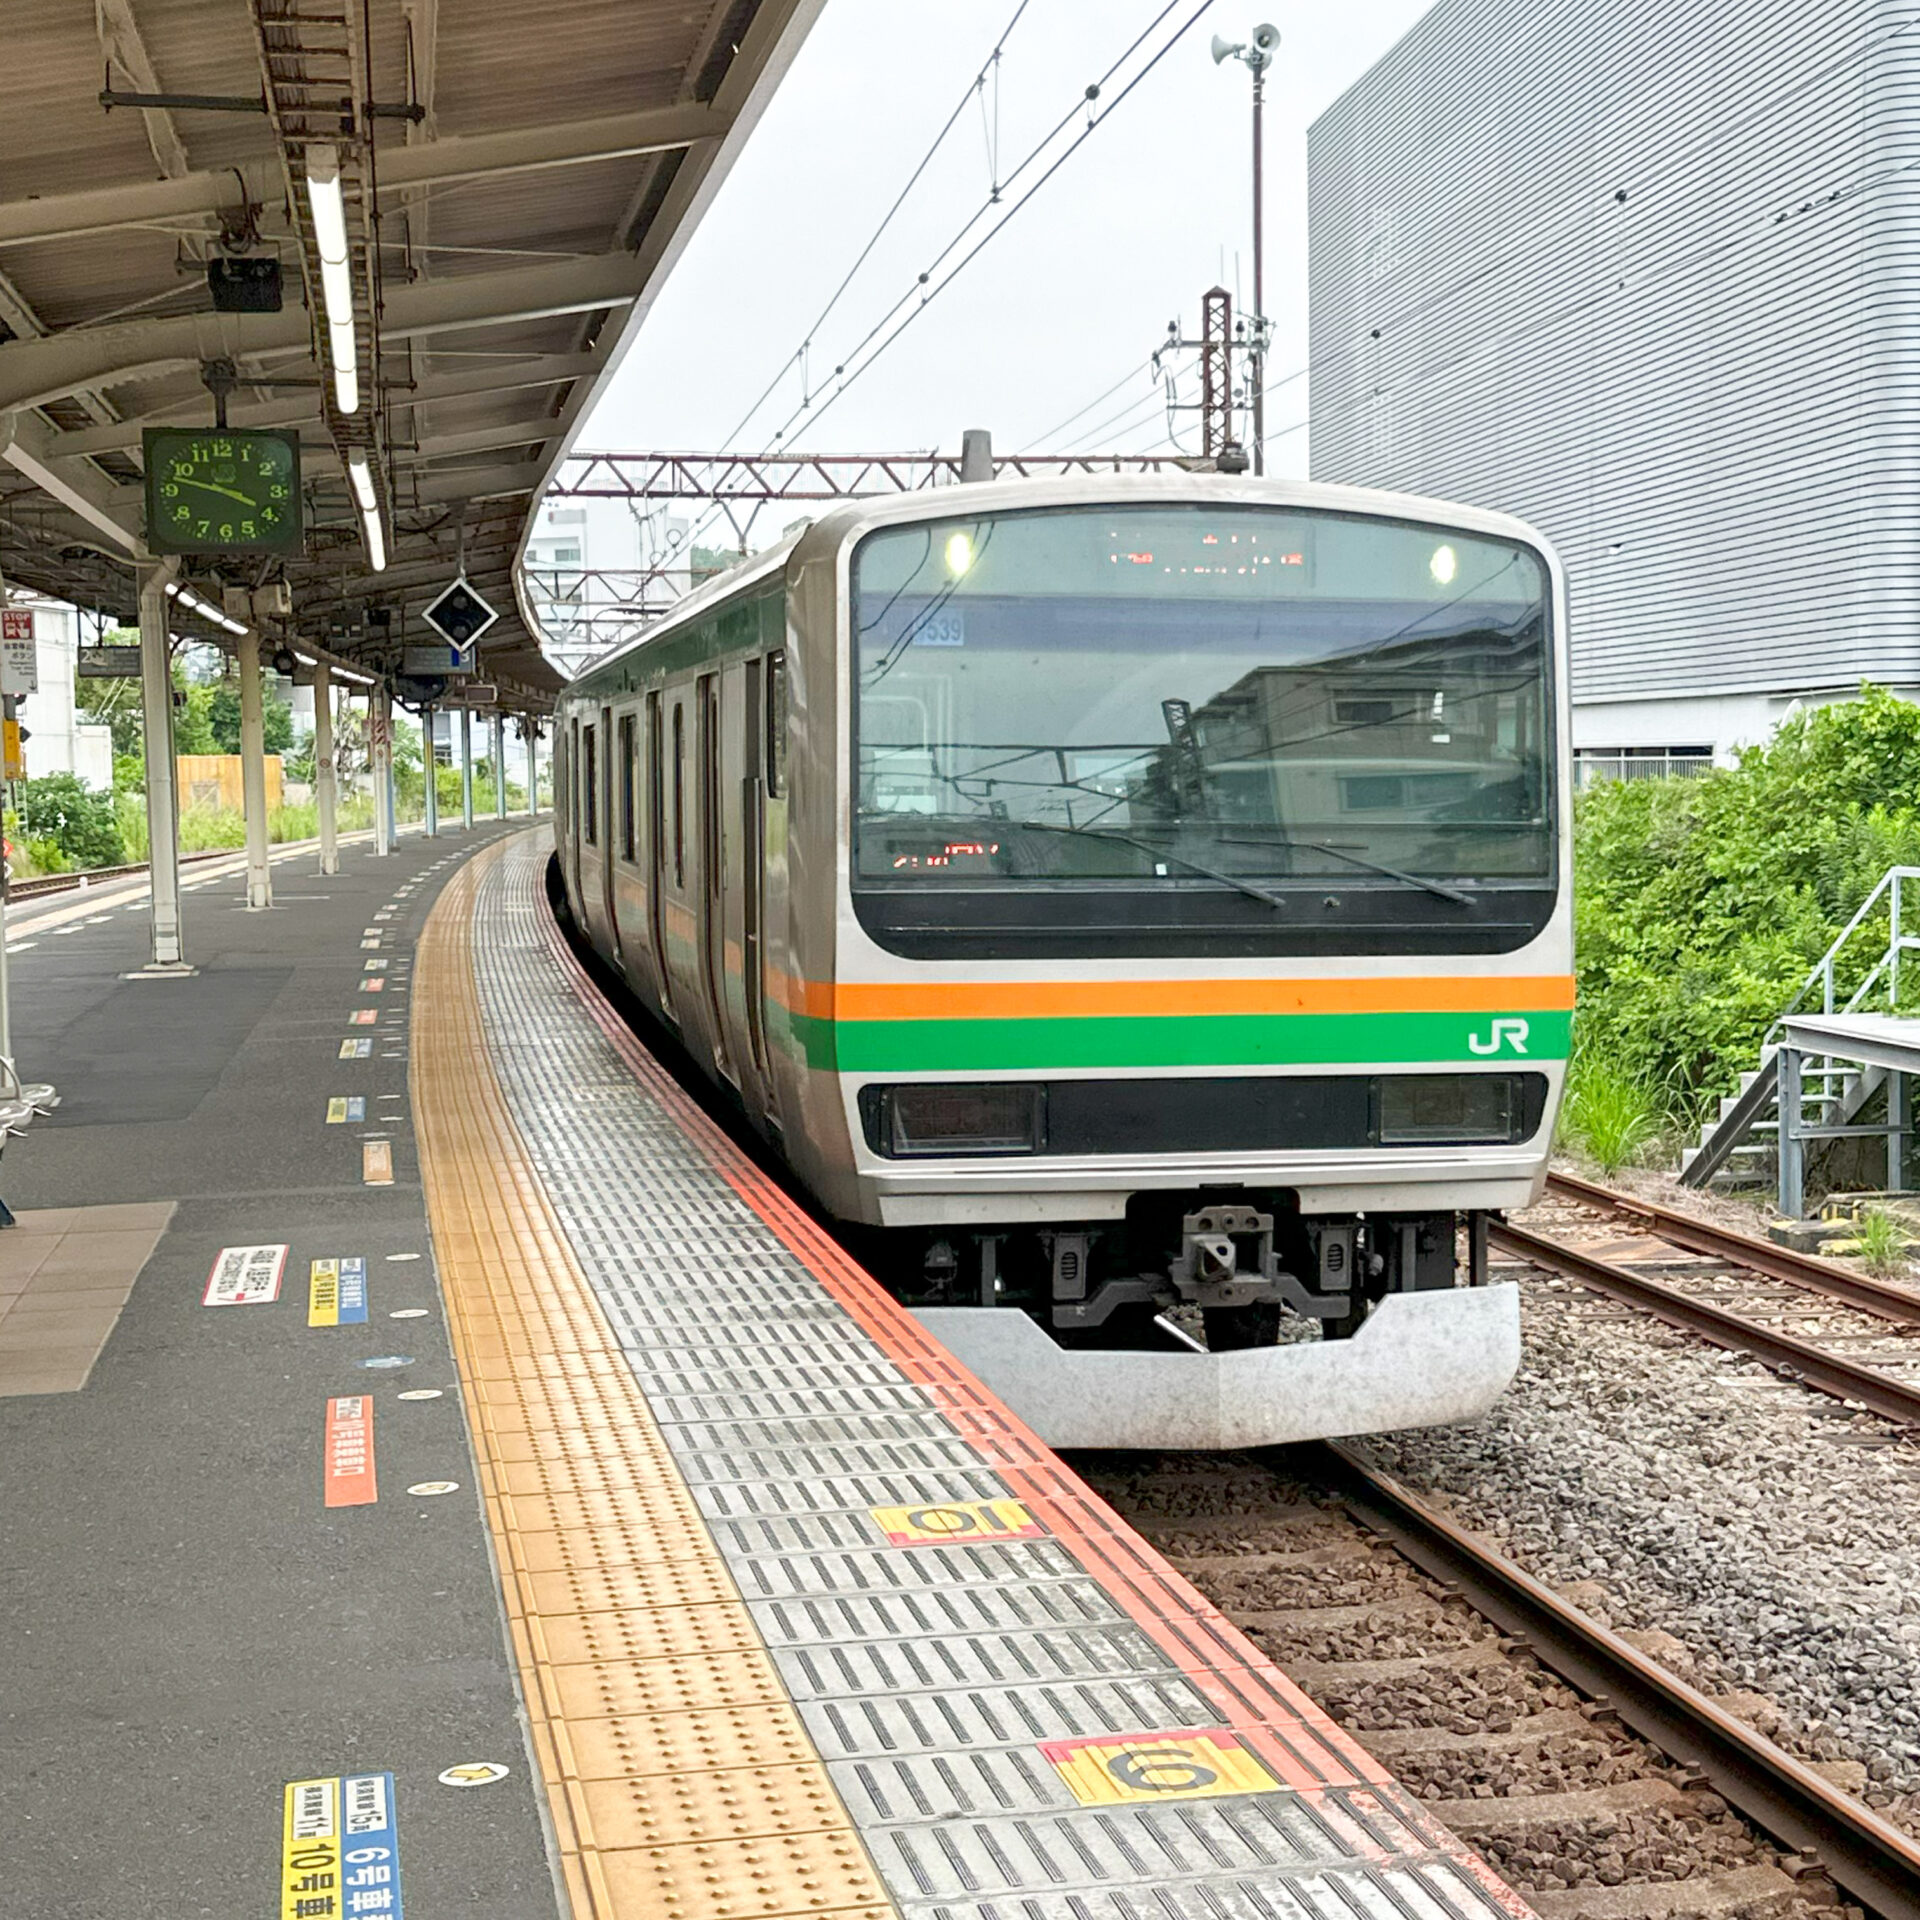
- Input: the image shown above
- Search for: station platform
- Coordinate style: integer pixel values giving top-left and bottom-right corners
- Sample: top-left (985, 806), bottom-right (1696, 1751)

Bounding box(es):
top-left (1, 825), bottom-right (1535, 1920)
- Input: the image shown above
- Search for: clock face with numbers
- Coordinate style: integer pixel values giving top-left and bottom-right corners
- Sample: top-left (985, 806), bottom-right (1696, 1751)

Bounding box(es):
top-left (143, 427), bottom-right (304, 555)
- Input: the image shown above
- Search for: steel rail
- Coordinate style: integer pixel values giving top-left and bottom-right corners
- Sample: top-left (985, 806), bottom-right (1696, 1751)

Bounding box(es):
top-left (1309, 1441), bottom-right (1920, 1920)
top-left (8, 847), bottom-right (239, 902)
top-left (1493, 1217), bottom-right (1920, 1427)
top-left (1547, 1170), bottom-right (1920, 1328)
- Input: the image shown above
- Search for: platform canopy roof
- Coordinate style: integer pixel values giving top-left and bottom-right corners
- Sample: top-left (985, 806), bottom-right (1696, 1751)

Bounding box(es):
top-left (0, 0), bottom-right (820, 710)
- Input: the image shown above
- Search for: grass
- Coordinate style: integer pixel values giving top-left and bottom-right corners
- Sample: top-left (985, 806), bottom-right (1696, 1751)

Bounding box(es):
top-left (1560, 1056), bottom-right (1667, 1176)
top-left (1853, 1208), bottom-right (1911, 1278)
top-left (114, 791), bottom-right (380, 861)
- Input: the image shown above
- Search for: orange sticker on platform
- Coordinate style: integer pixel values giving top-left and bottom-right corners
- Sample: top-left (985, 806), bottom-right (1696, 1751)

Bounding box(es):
top-left (1039, 1728), bottom-right (1281, 1807)
top-left (360, 978), bottom-right (385, 993)
top-left (349, 1009), bottom-right (378, 1026)
top-left (363, 1140), bottom-right (394, 1185)
top-left (323, 1395), bottom-right (376, 1506)
top-left (869, 1498), bottom-right (1044, 1547)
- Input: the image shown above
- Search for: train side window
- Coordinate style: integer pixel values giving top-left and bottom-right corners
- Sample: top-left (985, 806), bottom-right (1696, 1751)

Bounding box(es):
top-left (671, 701), bottom-right (686, 887)
top-left (766, 651), bottom-right (788, 798)
top-left (583, 724), bottom-right (598, 845)
top-left (618, 712), bottom-right (637, 862)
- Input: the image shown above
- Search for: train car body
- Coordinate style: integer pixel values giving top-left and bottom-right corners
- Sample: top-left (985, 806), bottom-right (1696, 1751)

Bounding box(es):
top-left (554, 474), bottom-right (1571, 1447)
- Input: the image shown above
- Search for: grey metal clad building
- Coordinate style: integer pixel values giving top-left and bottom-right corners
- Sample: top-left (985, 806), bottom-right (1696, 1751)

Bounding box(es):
top-left (1307, 0), bottom-right (1920, 771)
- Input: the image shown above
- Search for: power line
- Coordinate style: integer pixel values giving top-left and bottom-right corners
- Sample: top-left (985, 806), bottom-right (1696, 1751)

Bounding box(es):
top-left (680, 0), bottom-right (1214, 561)
top-left (720, 0), bottom-right (1036, 452)
top-left (1020, 355), bottom-right (1156, 451)
top-left (756, 0), bottom-right (1213, 452)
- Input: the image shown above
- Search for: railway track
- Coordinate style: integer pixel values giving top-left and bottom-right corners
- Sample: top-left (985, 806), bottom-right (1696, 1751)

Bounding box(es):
top-left (1086, 1443), bottom-right (1920, 1920)
top-left (7, 847), bottom-right (238, 902)
top-left (1492, 1175), bottom-right (1920, 1430)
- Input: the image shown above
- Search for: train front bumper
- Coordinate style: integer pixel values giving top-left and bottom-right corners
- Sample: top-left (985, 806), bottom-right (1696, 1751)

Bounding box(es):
top-left (914, 1282), bottom-right (1520, 1450)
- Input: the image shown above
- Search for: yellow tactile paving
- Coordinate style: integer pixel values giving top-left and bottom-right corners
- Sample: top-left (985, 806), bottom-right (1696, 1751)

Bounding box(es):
top-left (412, 840), bottom-right (899, 1920)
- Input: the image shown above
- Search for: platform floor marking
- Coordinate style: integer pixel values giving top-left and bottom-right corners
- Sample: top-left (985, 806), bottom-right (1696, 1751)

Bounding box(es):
top-left (1040, 1727), bottom-right (1283, 1807)
top-left (327, 1097), bottom-right (366, 1124)
top-left (494, 835), bottom-right (1531, 1920)
top-left (868, 1498), bottom-right (1042, 1547)
top-left (362, 1142), bottom-right (394, 1186)
top-left (412, 843), bottom-right (896, 1920)
top-left (203, 1242), bottom-right (287, 1306)
top-left (324, 1396), bottom-right (376, 1506)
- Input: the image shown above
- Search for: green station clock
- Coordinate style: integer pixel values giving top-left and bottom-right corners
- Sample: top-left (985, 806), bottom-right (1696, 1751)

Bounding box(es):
top-left (143, 427), bottom-right (304, 556)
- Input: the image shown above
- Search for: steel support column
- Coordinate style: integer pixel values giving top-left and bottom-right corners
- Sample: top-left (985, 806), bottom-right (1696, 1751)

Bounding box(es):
top-left (1779, 1045), bottom-right (1805, 1220)
top-left (527, 724), bottom-right (540, 818)
top-left (423, 709), bottom-right (439, 838)
top-left (493, 713), bottom-right (507, 820)
top-left (460, 709), bottom-right (474, 829)
top-left (138, 559), bottom-right (186, 967)
top-left (313, 660), bottom-right (339, 876)
top-left (371, 685), bottom-right (394, 856)
top-left (234, 624), bottom-right (272, 910)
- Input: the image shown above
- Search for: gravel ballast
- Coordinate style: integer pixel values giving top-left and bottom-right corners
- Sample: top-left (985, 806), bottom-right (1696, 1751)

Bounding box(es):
top-left (1366, 1266), bottom-right (1920, 1821)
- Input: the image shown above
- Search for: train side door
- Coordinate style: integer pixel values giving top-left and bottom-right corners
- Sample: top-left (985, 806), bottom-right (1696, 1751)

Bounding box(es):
top-left (565, 717), bottom-right (583, 908)
top-left (740, 657), bottom-right (769, 1082)
top-left (697, 672), bottom-right (731, 1081)
top-left (598, 702), bottom-right (617, 952)
top-left (645, 690), bottom-right (673, 1020)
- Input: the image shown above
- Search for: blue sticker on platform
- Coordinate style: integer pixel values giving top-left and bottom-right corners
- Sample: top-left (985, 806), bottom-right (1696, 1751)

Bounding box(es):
top-left (338, 1257), bottom-right (368, 1325)
top-left (341, 1770), bottom-right (402, 1917)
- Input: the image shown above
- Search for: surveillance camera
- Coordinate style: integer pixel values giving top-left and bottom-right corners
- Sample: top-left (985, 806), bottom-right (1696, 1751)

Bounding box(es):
top-left (1251, 22), bottom-right (1281, 51)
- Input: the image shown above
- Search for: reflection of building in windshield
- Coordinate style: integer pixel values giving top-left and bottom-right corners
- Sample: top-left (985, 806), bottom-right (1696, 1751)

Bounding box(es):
top-left (1129, 624), bottom-right (1546, 851)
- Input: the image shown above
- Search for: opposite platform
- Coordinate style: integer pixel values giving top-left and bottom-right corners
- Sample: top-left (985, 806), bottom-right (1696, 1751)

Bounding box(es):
top-left (416, 829), bottom-right (1537, 1920)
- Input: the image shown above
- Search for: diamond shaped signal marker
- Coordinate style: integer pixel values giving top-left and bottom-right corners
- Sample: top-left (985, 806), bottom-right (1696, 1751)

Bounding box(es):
top-left (422, 577), bottom-right (499, 648)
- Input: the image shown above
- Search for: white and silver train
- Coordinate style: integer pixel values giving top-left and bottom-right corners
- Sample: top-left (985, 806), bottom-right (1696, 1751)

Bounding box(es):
top-left (553, 474), bottom-right (1572, 1447)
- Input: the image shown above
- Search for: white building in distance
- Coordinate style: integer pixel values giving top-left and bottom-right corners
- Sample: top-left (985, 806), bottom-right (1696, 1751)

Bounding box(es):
top-left (1307, 0), bottom-right (1920, 775)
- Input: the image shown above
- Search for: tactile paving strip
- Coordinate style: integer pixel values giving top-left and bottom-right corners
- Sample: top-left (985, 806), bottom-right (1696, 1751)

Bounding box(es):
top-left (436, 834), bottom-right (1536, 1920)
top-left (412, 845), bottom-right (895, 1920)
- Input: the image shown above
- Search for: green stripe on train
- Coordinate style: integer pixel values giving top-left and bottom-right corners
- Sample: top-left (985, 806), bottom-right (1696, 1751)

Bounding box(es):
top-left (789, 1008), bottom-right (1573, 1074)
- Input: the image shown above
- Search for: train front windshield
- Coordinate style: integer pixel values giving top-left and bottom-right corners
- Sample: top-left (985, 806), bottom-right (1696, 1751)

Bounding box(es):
top-left (850, 503), bottom-right (1555, 956)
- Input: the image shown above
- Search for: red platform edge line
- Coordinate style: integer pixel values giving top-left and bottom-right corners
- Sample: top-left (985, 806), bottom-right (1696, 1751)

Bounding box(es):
top-left (527, 874), bottom-right (1537, 1909)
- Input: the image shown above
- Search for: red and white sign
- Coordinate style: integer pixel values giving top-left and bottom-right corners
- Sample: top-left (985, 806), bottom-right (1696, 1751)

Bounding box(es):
top-left (202, 1242), bottom-right (287, 1306)
top-left (0, 609), bottom-right (37, 698)
top-left (323, 1395), bottom-right (377, 1507)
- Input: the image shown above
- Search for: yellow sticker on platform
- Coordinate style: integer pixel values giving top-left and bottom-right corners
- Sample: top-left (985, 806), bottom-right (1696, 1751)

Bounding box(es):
top-left (1039, 1728), bottom-right (1281, 1807)
top-left (281, 1776), bottom-right (339, 1916)
top-left (869, 1497), bottom-right (1044, 1547)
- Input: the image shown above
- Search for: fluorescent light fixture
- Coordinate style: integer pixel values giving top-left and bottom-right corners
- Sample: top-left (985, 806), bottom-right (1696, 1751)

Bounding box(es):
top-left (346, 449), bottom-right (378, 511)
top-left (164, 581), bottom-right (247, 635)
top-left (305, 144), bottom-right (360, 415)
top-left (345, 450), bottom-right (387, 570)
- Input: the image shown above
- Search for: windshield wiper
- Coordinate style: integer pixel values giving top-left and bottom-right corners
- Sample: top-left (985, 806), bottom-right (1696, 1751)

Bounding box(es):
top-left (1011, 820), bottom-right (1291, 912)
top-left (1220, 835), bottom-right (1475, 907)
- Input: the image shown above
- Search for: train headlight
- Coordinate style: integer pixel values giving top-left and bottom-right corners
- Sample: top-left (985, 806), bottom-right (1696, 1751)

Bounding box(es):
top-left (871, 1083), bottom-right (1044, 1157)
top-left (1429, 543), bottom-right (1458, 585)
top-left (944, 530), bottom-right (975, 576)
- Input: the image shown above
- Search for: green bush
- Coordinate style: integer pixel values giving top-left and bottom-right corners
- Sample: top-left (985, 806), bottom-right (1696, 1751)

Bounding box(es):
top-left (1573, 687), bottom-right (1920, 1120)
top-left (17, 771), bottom-right (125, 869)
top-left (25, 836), bottom-right (71, 876)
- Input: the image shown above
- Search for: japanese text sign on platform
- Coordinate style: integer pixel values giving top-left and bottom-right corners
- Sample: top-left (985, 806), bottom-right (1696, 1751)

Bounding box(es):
top-left (202, 1243), bottom-right (287, 1306)
top-left (0, 610), bottom-right (37, 697)
top-left (281, 1770), bottom-right (403, 1918)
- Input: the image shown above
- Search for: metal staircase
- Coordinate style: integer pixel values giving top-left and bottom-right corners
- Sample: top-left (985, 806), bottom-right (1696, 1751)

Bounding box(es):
top-left (1680, 866), bottom-right (1920, 1189)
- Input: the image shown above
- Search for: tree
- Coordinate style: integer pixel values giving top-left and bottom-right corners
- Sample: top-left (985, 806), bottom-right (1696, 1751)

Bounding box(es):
top-left (17, 771), bottom-right (125, 870)
top-left (204, 680), bottom-right (295, 755)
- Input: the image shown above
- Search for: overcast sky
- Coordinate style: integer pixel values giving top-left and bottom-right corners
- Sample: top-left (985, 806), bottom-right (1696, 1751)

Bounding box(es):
top-left (584, 0), bottom-right (1435, 488)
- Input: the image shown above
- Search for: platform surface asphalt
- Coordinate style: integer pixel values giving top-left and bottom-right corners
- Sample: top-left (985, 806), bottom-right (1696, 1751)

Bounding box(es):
top-left (0, 823), bottom-right (566, 1920)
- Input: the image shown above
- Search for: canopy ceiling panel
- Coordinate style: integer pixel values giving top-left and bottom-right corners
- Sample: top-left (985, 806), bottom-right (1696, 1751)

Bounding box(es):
top-left (0, 0), bottom-right (821, 707)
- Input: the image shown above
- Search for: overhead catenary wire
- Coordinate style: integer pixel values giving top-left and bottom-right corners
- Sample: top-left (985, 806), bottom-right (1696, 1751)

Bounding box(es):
top-left (677, 0), bottom-right (1214, 564)
top-left (719, 0), bottom-right (1036, 453)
